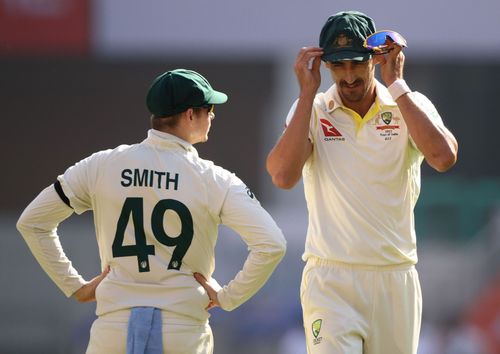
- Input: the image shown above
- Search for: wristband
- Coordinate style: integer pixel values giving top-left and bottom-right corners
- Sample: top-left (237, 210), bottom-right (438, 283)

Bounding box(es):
top-left (388, 79), bottom-right (411, 101)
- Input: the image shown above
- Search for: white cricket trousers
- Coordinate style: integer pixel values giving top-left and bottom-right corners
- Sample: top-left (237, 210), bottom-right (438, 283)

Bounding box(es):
top-left (85, 309), bottom-right (213, 354)
top-left (301, 257), bottom-right (422, 354)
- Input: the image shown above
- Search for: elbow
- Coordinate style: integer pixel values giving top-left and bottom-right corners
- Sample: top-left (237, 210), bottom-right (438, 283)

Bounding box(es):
top-left (16, 213), bottom-right (30, 236)
top-left (270, 172), bottom-right (299, 190)
top-left (266, 157), bottom-right (300, 190)
top-left (265, 232), bottom-right (287, 261)
top-left (275, 238), bottom-right (287, 259)
top-left (431, 135), bottom-right (459, 173)
top-left (16, 208), bottom-right (40, 239)
top-left (274, 233), bottom-right (287, 260)
top-left (429, 150), bottom-right (458, 173)
top-left (267, 243), bottom-right (286, 265)
top-left (16, 215), bottom-right (36, 243)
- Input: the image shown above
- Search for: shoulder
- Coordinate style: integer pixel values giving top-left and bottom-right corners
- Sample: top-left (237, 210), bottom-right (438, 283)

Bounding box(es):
top-left (87, 144), bottom-right (133, 160)
top-left (284, 91), bottom-right (328, 128)
top-left (200, 160), bottom-right (240, 186)
top-left (184, 155), bottom-right (237, 188)
top-left (66, 144), bottom-right (134, 175)
top-left (313, 91), bottom-right (328, 110)
top-left (93, 143), bottom-right (150, 163)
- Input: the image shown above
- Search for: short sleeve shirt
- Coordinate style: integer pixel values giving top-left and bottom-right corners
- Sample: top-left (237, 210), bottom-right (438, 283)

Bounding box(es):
top-left (285, 80), bottom-right (443, 265)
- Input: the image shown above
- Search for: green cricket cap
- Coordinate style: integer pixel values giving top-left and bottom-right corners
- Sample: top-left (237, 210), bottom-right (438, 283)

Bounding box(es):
top-left (319, 10), bottom-right (376, 62)
top-left (146, 69), bottom-right (228, 117)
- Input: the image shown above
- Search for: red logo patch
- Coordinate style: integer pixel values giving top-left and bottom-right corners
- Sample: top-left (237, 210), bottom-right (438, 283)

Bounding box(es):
top-left (320, 119), bottom-right (342, 137)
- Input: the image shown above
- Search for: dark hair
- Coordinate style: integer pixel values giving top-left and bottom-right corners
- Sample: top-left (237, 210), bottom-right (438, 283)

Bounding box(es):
top-left (151, 107), bottom-right (208, 130)
top-left (151, 113), bottom-right (183, 130)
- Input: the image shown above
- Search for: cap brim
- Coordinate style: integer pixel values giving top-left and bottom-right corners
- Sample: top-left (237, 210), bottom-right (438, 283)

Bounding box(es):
top-left (322, 51), bottom-right (371, 62)
top-left (206, 90), bottom-right (228, 105)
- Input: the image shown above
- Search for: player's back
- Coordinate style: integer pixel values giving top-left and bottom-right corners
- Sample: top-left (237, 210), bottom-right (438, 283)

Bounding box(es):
top-left (60, 130), bottom-right (231, 322)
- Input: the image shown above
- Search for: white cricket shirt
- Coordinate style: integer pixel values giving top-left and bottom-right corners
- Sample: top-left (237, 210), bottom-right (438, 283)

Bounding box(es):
top-left (286, 80), bottom-right (443, 266)
top-left (17, 129), bottom-right (285, 323)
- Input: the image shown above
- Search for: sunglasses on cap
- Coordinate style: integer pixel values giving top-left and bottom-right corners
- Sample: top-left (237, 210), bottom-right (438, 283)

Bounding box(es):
top-left (363, 30), bottom-right (407, 54)
top-left (204, 104), bottom-right (215, 114)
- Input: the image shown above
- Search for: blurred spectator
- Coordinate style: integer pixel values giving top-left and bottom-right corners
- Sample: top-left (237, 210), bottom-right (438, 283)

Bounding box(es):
top-left (463, 274), bottom-right (500, 354)
top-left (443, 321), bottom-right (490, 354)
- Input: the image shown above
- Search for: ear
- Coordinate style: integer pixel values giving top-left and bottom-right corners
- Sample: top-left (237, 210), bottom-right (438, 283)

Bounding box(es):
top-left (185, 108), bottom-right (195, 121)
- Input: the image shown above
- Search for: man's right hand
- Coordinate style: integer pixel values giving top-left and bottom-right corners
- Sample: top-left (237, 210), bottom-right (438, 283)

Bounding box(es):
top-left (294, 47), bottom-right (324, 97)
top-left (72, 266), bottom-right (110, 303)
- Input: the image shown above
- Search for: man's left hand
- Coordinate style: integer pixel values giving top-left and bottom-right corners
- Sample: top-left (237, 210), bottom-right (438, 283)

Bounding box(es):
top-left (378, 42), bottom-right (405, 86)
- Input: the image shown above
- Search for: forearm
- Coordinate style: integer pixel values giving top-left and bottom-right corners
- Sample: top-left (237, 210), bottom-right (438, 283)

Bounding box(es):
top-left (397, 93), bottom-right (458, 172)
top-left (16, 186), bottom-right (87, 297)
top-left (218, 197), bottom-right (286, 311)
top-left (266, 96), bottom-right (314, 189)
top-left (217, 234), bottom-right (286, 311)
top-left (379, 46), bottom-right (458, 172)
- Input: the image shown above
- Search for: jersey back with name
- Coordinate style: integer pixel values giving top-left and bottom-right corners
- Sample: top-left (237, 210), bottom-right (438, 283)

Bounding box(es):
top-left (59, 131), bottom-right (234, 320)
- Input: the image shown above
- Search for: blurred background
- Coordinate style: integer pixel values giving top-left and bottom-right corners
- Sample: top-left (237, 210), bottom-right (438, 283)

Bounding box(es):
top-left (1, 0), bottom-right (499, 353)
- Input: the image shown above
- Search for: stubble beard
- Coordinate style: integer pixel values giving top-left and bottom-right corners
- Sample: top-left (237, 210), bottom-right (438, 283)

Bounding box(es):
top-left (339, 79), bottom-right (367, 103)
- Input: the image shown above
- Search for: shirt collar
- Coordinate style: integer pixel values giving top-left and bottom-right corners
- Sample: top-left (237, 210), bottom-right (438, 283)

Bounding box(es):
top-left (323, 79), bottom-right (398, 114)
top-left (144, 129), bottom-right (198, 156)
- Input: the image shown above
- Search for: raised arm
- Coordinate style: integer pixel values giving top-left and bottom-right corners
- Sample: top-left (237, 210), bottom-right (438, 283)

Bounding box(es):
top-left (266, 47), bottom-right (323, 189)
top-left (378, 45), bottom-right (458, 172)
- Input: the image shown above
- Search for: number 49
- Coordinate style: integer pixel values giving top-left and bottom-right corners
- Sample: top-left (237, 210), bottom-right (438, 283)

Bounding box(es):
top-left (112, 197), bottom-right (193, 272)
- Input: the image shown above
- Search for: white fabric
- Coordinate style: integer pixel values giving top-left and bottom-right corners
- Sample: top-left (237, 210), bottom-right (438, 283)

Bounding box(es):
top-left (387, 79), bottom-right (412, 101)
top-left (301, 257), bottom-right (422, 354)
top-left (16, 186), bottom-right (86, 297)
top-left (86, 309), bottom-right (213, 354)
top-left (17, 129), bottom-right (286, 323)
top-left (285, 80), bottom-right (444, 265)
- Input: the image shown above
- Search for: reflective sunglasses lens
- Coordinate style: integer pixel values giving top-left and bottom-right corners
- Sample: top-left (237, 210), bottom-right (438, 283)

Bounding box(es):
top-left (365, 31), bottom-right (407, 52)
top-left (386, 31), bottom-right (407, 47)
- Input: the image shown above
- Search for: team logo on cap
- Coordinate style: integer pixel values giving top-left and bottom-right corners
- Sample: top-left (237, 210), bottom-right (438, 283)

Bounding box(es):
top-left (333, 34), bottom-right (353, 48)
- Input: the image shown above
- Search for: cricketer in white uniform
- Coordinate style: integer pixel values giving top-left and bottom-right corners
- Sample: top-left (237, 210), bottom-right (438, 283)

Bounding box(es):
top-left (17, 69), bottom-right (286, 354)
top-left (266, 11), bottom-right (458, 354)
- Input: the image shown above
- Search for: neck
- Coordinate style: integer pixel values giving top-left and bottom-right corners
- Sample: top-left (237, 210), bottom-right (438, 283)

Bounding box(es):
top-left (164, 127), bottom-right (194, 144)
top-left (151, 116), bottom-right (194, 144)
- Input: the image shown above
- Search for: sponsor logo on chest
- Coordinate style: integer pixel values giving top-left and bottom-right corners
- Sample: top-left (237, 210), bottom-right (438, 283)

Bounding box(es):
top-left (320, 111), bottom-right (403, 142)
top-left (320, 118), bottom-right (345, 141)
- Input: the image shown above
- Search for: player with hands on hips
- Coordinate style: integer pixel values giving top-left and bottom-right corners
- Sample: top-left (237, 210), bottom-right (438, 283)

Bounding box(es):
top-left (72, 265), bottom-right (110, 302)
top-left (17, 68), bottom-right (286, 354)
top-left (267, 10), bottom-right (458, 354)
